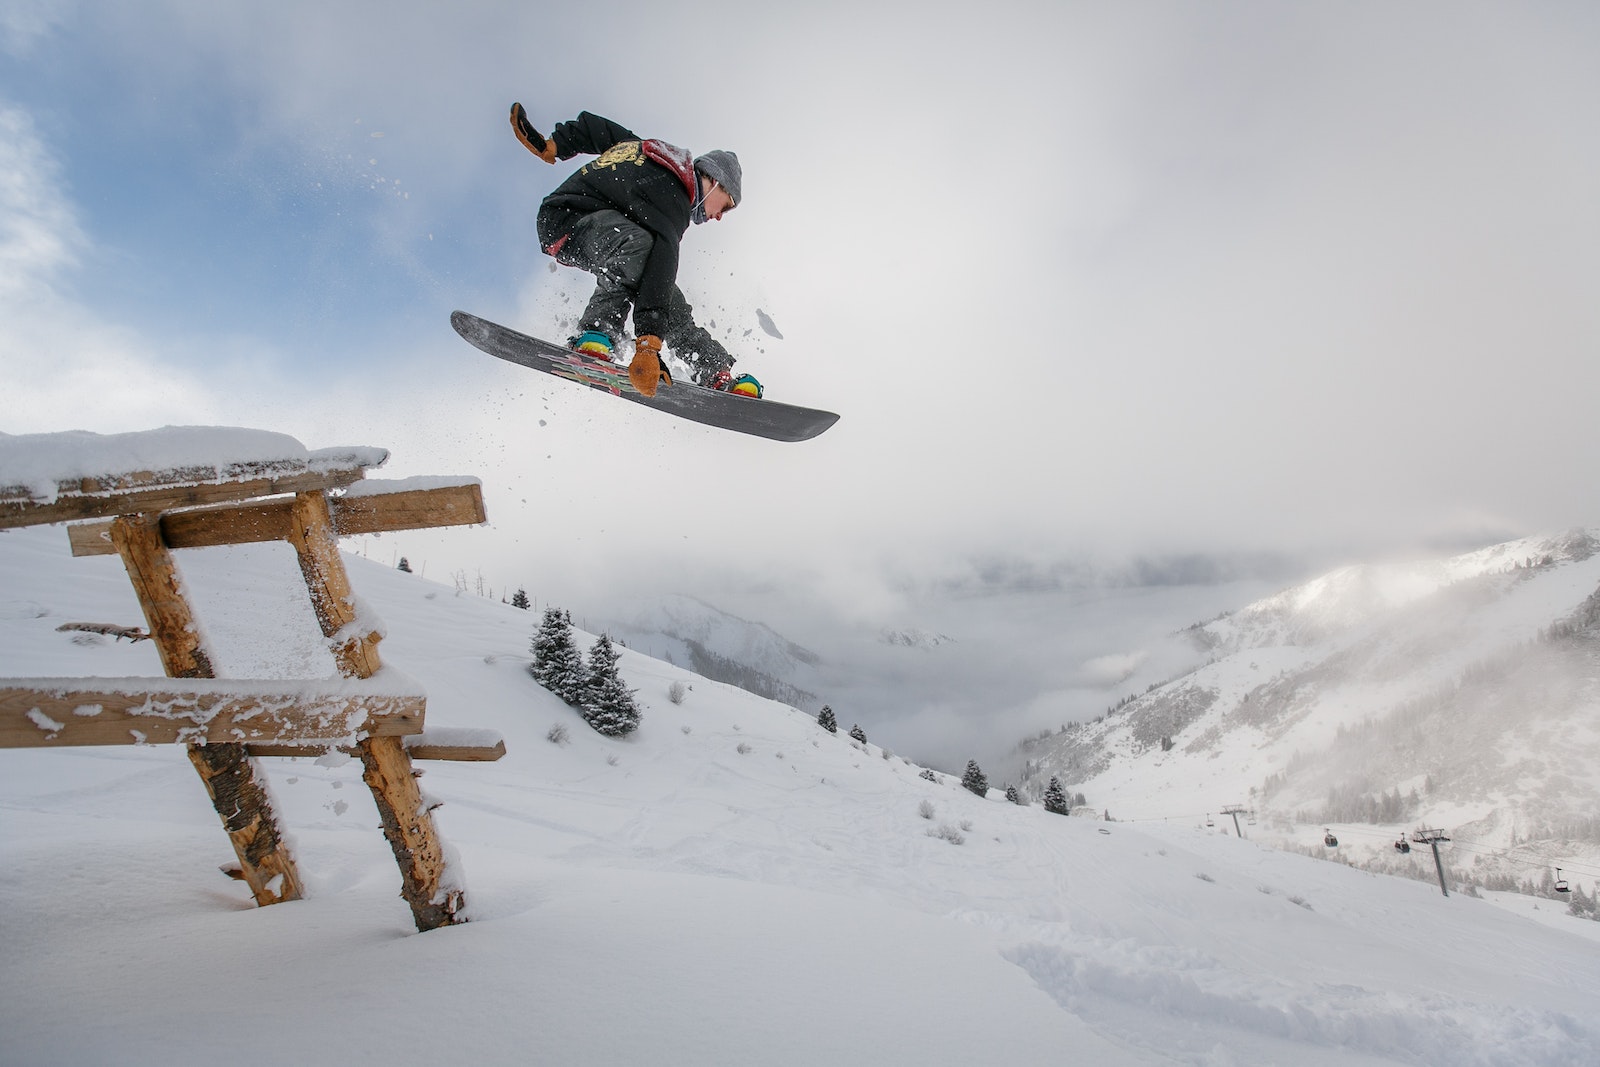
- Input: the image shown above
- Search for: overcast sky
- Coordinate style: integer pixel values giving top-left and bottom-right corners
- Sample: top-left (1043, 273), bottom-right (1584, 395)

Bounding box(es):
top-left (4, 1), bottom-right (1599, 619)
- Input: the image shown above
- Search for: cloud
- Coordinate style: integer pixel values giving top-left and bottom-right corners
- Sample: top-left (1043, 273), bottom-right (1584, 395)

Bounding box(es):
top-left (4, 2), bottom-right (1600, 607)
top-left (0, 105), bottom-right (81, 299)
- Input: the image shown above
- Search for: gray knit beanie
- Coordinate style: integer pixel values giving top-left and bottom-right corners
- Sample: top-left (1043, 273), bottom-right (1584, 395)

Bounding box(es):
top-left (693, 150), bottom-right (742, 205)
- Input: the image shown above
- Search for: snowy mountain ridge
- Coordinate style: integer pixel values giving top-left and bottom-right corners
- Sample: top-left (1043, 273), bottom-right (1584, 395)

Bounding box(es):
top-left (601, 593), bottom-right (822, 708)
top-left (1012, 529), bottom-right (1600, 890)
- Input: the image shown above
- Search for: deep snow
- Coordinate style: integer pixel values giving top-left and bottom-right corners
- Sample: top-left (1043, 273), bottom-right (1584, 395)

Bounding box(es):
top-left (3, 512), bottom-right (1599, 1064)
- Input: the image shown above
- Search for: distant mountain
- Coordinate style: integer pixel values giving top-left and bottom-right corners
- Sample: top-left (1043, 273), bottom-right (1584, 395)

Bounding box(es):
top-left (878, 627), bottom-right (956, 650)
top-left (1009, 530), bottom-right (1600, 887)
top-left (601, 594), bottom-right (822, 709)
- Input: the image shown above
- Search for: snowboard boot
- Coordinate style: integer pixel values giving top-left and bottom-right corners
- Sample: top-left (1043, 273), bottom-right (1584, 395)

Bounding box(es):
top-left (569, 331), bottom-right (615, 359)
top-left (697, 364), bottom-right (763, 399)
top-left (628, 334), bottom-right (673, 398)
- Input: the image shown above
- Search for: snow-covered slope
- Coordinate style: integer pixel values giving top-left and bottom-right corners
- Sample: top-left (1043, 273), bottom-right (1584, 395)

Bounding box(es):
top-left (1013, 530), bottom-right (1600, 892)
top-left (2, 524), bottom-right (1598, 1065)
top-left (602, 593), bottom-right (823, 707)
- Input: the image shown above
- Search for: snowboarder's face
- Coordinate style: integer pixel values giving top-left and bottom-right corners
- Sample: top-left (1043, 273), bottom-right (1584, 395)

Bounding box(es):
top-left (699, 176), bottom-right (736, 222)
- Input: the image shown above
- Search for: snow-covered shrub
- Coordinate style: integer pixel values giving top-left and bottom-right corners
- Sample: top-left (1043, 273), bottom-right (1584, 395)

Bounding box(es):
top-left (918, 799), bottom-right (936, 820)
top-left (546, 723), bottom-right (570, 745)
top-left (668, 680), bottom-right (688, 705)
top-left (927, 823), bottom-right (965, 845)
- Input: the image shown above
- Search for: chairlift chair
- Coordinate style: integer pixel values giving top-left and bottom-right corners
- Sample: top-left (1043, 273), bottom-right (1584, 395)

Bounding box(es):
top-left (1555, 868), bottom-right (1571, 893)
top-left (1394, 837), bottom-right (1410, 854)
top-left (1323, 829), bottom-right (1339, 847)
top-left (1205, 814), bottom-right (1214, 828)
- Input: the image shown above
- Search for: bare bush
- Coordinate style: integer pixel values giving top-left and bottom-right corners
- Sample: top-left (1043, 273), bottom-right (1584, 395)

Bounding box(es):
top-left (668, 680), bottom-right (688, 705)
top-left (546, 723), bottom-right (570, 745)
top-left (918, 799), bottom-right (936, 820)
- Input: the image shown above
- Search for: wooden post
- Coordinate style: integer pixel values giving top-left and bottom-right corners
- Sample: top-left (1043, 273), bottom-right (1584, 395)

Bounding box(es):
top-left (109, 515), bottom-right (216, 679)
top-left (359, 735), bottom-right (465, 929)
top-left (109, 514), bottom-right (305, 907)
top-left (287, 489), bottom-right (466, 931)
top-left (288, 491), bottom-right (383, 678)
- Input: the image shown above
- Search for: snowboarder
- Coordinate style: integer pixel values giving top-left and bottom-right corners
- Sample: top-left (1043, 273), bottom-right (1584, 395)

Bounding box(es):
top-left (511, 104), bottom-right (757, 400)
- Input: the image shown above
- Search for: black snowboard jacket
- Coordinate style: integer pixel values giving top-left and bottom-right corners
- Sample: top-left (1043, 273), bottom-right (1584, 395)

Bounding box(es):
top-left (535, 112), bottom-right (699, 340)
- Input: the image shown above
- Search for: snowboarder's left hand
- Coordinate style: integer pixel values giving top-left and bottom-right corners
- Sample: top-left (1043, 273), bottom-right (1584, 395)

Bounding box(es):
top-left (510, 103), bottom-right (557, 163)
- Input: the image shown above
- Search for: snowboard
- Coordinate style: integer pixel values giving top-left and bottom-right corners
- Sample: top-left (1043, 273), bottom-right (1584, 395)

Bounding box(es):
top-left (451, 311), bottom-right (840, 443)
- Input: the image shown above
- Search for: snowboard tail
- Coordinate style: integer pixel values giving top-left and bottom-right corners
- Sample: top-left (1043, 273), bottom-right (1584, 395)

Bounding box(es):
top-left (451, 311), bottom-right (839, 443)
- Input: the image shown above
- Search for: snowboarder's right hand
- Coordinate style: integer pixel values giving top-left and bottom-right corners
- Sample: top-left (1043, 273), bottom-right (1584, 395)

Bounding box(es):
top-left (510, 103), bottom-right (557, 163)
top-left (628, 335), bottom-right (673, 398)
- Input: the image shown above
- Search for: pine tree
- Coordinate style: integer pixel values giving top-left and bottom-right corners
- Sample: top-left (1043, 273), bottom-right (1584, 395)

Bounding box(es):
top-left (849, 723), bottom-right (867, 744)
top-left (530, 606), bottom-right (585, 701)
top-left (397, 557), bottom-right (412, 573)
top-left (817, 706), bottom-right (838, 733)
top-left (511, 588), bottom-right (530, 610)
top-left (1004, 785), bottom-right (1020, 804)
top-left (1043, 776), bottom-right (1070, 815)
top-left (961, 760), bottom-right (988, 797)
top-left (581, 634), bottom-right (641, 736)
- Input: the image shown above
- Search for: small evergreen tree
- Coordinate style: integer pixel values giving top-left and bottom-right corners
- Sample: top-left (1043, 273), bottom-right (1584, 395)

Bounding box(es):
top-left (1043, 776), bottom-right (1070, 815)
top-left (849, 723), bottom-right (867, 744)
top-left (1004, 785), bottom-right (1021, 804)
top-left (397, 557), bottom-right (412, 573)
top-left (817, 705), bottom-right (838, 733)
top-left (961, 760), bottom-right (988, 797)
top-left (919, 769), bottom-right (938, 782)
top-left (581, 634), bottom-right (641, 736)
top-left (511, 588), bottom-right (530, 610)
top-left (531, 606), bottom-right (585, 701)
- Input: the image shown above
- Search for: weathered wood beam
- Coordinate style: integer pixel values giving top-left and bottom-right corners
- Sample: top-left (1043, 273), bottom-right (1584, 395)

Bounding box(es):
top-left (289, 490), bottom-right (384, 679)
top-left (110, 514), bottom-right (216, 679)
top-left (246, 732), bottom-right (506, 762)
top-left (189, 744), bottom-right (307, 905)
top-left (358, 734), bottom-right (466, 929)
top-left (0, 680), bottom-right (426, 749)
top-left (287, 488), bottom-right (466, 931)
top-left (67, 482), bottom-right (487, 557)
top-left (108, 512), bottom-right (304, 907)
top-left (4, 466), bottom-right (374, 530)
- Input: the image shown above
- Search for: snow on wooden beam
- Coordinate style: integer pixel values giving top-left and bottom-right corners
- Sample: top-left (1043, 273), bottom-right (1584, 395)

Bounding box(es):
top-left (0, 676), bottom-right (426, 749)
top-left (246, 728), bottom-right (507, 762)
top-left (2, 464), bottom-right (378, 529)
top-left (66, 479), bottom-right (486, 556)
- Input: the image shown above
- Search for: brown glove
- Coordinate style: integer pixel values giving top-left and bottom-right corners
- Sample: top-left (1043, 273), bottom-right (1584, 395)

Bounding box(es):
top-left (510, 103), bottom-right (557, 163)
top-left (628, 335), bottom-right (673, 398)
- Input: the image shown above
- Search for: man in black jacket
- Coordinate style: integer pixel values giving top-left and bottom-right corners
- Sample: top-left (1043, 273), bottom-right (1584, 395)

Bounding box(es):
top-left (511, 105), bottom-right (750, 399)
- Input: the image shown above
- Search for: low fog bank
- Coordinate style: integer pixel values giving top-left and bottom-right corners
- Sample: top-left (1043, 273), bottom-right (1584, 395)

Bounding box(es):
top-left (588, 550), bottom-right (1312, 773)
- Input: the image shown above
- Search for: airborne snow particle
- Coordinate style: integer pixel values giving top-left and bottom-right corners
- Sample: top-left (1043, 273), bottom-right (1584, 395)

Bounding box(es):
top-left (755, 308), bottom-right (784, 339)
